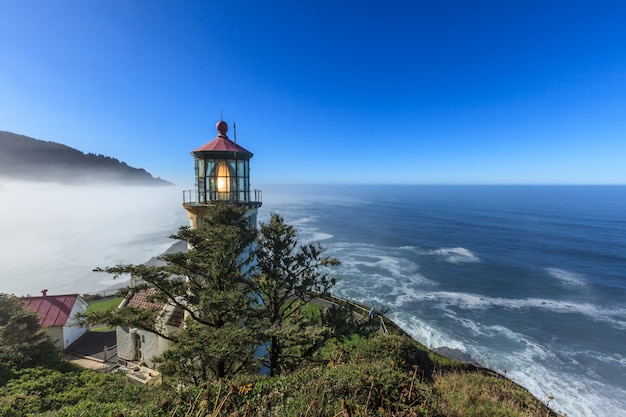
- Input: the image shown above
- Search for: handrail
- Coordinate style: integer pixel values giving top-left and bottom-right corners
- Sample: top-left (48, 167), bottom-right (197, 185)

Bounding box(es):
top-left (379, 316), bottom-right (388, 334)
top-left (309, 291), bottom-right (389, 334)
top-left (182, 189), bottom-right (262, 206)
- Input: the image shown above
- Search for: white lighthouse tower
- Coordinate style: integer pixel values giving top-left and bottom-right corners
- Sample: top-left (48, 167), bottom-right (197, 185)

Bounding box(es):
top-left (183, 120), bottom-right (262, 229)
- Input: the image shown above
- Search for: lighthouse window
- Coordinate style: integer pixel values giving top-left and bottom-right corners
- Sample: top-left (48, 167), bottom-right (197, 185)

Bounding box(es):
top-left (197, 177), bottom-right (206, 203)
top-left (197, 159), bottom-right (205, 177)
top-left (212, 161), bottom-right (232, 201)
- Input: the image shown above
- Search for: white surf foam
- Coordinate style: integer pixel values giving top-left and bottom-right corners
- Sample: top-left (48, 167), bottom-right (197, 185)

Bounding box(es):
top-left (389, 310), bottom-right (469, 353)
top-left (331, 243), bottom-right (434, 282)
top-left (431, 247), bottom-right (480, 263)
top-left (307, 232), bottom-right (333, 242)
top-left (329, 241), bottom-right (438, 308)
top-left (386, 290), bottom-right (626, 330)
top-left (545, 267), bottom-right (587, 286)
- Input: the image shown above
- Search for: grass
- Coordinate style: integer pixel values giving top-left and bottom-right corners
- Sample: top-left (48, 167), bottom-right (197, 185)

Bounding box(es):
top-left (0, 334), bottom-right (563, 416)
top-left (86, 297), bottom-right (123, 332)
top-left (89, 325), bottom-right (115, 333)
top-left (169, 334), bottom-right (563, 417)
top-left (302, 299), bottom-right (324, 316)
top-left (434, 371), bottom-right (551, 417)
top-left (86, 296), bottom-right (123, 313)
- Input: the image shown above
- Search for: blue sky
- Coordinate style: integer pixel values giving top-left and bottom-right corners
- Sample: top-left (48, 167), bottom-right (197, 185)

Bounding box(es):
top-left (1, 1), bottom-right (625, 185)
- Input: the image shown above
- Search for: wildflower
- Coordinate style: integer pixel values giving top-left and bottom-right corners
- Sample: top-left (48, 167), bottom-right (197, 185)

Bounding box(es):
top-left (238, 383), bottom-right (253, 395)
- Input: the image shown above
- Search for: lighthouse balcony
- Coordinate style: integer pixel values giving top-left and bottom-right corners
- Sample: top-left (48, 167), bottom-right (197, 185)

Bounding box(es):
top-left (182, 189), bottom-right (262, 209)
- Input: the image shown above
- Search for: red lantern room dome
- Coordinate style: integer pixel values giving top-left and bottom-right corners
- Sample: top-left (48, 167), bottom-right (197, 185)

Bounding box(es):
top-left (192, 121), bottom-right (253, 158)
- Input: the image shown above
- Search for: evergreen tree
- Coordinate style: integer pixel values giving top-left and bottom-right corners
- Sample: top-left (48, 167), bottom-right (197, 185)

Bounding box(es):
top-left (0, 293), bottom-right (60, 384)
top-left (252, 213), bottom-right (340, 376)
top-left (86, 202), bottom-right (259, 382)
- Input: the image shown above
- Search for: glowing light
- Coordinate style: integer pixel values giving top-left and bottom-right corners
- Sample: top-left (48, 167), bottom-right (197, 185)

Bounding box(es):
top-left (216, 162), bottom-right (230, 198)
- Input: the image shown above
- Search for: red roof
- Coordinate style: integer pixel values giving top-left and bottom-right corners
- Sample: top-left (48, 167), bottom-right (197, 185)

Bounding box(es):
top-left (192, 134), bottom-right (253, 156)
top-left (127, 287), bottom-right (163, 310)
top-left (21, 294), bottom-right (79, 328)
top-left (127, 288), bottom-right (185, 328)
top-left (192, 121), bottom-right (253, 157)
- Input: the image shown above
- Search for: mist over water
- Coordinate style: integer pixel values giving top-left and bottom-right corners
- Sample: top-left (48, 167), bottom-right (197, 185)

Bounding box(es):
top-left (0, 181), bottom-right (188, 296)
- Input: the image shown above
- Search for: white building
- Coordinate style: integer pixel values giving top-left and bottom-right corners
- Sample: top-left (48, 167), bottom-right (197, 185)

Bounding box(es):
top-left (116, 287), bottom-right (184, 368)
top-left (21, 290), bottom-right (89, 350)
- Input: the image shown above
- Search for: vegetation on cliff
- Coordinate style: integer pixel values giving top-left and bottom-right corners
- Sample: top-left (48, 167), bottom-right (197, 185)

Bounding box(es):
top-left (0, 330), bottom-right (561, 416)
top-left (0, 131), bottom-right (170, 185)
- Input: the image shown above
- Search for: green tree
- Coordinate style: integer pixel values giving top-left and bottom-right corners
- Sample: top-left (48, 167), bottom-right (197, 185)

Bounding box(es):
top-left (0, 293), bottom-right (60, 384)
top-left (86, 203), bottom-right (259, 382)
top-left (252, 213), bottom-right (340, 376)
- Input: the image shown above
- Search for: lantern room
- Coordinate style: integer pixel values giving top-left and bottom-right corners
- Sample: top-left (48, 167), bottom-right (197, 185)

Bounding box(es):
top-left (183, 120), bottom-right (262, 210)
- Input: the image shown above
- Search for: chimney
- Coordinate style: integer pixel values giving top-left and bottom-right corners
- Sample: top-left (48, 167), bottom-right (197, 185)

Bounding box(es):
top-left (41, 289), bottom-right (48, 297)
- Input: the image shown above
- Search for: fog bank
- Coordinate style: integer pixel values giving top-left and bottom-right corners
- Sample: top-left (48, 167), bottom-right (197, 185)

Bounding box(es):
top-left (0, 181), bottom-right (188, 296)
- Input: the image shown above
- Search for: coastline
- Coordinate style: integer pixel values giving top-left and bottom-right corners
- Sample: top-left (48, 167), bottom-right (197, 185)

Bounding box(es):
top-left (92, 240), bottom-right (561, 416)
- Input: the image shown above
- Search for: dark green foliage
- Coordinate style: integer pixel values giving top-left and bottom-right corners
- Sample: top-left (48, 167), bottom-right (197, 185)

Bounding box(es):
top-left (78, 299), bottom-right (167, 338)
top-left (252, 213), bottom-right (340, 376)
top-left (83, 209), bottom-right (346, 382)
top-left (159, 334), bottom-right (558, 417)
top-left (162, 205), bottom-right (257, 326)
top-left (0, 334), bottom-right (561, 417)
top-left (0, 367), bottom-right (167, 416)
top-left (155, 204), bottom-right (259, 380)
top-left (0, 294), bottom-right (61, 385)
top-left (155, 321), bottom-right (259, 385)
top-left (0, 294), bottom-right (45, 348)
top-left (320, 303), bottom-right (378, 340)
top-left (342, 333), bottom-right (436, 375)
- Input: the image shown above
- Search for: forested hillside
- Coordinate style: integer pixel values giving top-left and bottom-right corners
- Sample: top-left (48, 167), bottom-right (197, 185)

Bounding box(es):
top-left (0, 131), bottom-right (171, 185)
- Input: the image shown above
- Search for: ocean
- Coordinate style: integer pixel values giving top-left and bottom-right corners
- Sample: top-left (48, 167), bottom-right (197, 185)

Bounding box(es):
top-left (261, 184), bottom-right (626, 417)
top-left (1, 183), bottom-right (624, 417)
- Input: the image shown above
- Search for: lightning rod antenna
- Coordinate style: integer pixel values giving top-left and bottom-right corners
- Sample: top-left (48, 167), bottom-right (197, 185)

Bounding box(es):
top-left (233, 122), bottom-right (238, 202)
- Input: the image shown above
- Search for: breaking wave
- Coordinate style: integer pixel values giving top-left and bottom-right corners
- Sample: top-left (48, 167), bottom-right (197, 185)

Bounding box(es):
top-left (431, 247), bottom-right (480, 263)
top-left (546, 267), bottom-right (587, 286)
top-left (392, 290), bottom-right (626, 330)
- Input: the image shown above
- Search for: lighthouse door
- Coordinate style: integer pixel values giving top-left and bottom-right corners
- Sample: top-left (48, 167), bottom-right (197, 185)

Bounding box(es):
top-left (132, 332), bottom-right (143, 362)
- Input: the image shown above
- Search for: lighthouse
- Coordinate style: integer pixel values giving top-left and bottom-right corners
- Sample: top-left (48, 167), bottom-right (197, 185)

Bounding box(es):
top-left (183, 120), bottom-right (262, 229)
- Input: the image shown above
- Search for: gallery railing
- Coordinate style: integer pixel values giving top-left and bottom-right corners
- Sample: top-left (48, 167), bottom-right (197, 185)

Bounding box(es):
top-left (182, 189), bottom-right (262, 208)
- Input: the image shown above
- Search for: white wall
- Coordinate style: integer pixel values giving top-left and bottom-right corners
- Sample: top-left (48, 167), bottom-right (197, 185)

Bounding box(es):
top-left (116, 324), bottom-right (178, 369)
top-left (63, 296), bottom-right (89, 349)
top-left (117, 326), bottom-right (134, 362)
top-left (45, 326), bottom-right (64, 350)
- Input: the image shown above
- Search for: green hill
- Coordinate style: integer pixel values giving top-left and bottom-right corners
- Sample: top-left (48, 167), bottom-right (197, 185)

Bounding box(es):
top-left (0, 131), bottom-right (171, 186)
